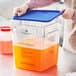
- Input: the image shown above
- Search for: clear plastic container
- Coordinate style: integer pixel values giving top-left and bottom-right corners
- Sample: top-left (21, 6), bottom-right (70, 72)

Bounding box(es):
top-left (0, 26), bottom-right (13, 55)
top-left (13, 10), bottom-right (62, 71)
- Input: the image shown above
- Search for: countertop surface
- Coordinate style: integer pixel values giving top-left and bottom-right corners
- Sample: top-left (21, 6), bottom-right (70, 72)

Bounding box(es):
top-left (1, 47), bottom-right (76, 76)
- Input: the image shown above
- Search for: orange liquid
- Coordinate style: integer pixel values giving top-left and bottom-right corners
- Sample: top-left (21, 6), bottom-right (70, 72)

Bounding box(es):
top-left (0, 41), bottom-right (13, 55)
top-left (14, 38), bottom-right (59, 71)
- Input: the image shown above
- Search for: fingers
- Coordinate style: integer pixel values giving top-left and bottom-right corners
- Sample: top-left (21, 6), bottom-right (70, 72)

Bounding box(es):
top-left (62, 10), bottom-right (69, 19)
top-left (13, 4), bottom-right (29, 16)
top-left (59, 8), bottom-right (74, 19)
top-left (13, 7), bottom-right (19, 16)
top-left (63, 8), bottom-right (74, 19)
top-left (17, 9), bottom-right (24, 16)
top-left (13, 7), bottom-right (23, 16)
top-left (13, 7), bottom-right (27, 16)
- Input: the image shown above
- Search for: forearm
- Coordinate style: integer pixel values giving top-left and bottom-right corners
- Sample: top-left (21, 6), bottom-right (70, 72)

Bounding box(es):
top-left (27, 0), bottom-right (60, 9)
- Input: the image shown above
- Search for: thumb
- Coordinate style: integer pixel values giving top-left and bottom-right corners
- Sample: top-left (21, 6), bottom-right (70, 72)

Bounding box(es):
top-left (17, 12), bottom-right (23, 16)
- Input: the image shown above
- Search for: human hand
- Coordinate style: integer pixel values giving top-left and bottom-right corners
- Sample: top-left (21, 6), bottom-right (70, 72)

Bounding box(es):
top-left (13, 4), bottom-right (29, 16)
top-left (60, 8), bottom-right (74, 19)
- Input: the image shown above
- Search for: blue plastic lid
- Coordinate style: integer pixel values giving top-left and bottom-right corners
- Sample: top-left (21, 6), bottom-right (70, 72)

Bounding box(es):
top-left (13, 10), bottom-right (64, 22)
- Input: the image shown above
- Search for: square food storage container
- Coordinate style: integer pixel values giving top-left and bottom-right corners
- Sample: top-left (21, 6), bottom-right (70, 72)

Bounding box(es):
top-left (13, 10), bottom-right (63, 71)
